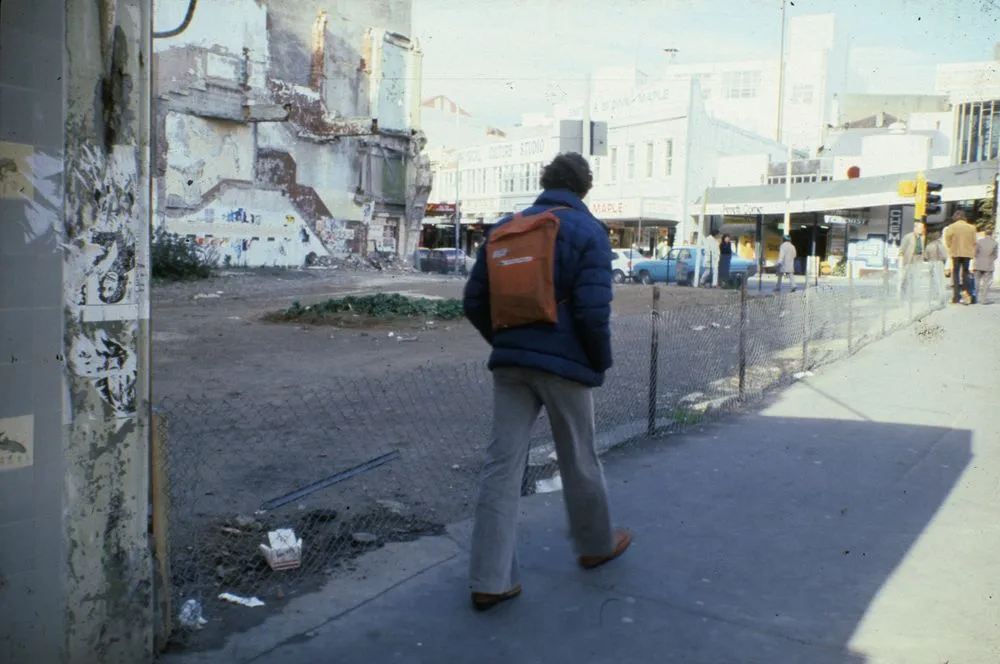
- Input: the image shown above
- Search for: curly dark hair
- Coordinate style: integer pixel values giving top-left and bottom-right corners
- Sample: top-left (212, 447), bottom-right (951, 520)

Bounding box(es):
top-left (539, 152), bottom-right (593, 198)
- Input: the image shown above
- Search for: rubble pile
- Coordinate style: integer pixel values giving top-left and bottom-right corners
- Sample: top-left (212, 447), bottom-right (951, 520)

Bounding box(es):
top-left (304, 252), bottom-right (417, 274)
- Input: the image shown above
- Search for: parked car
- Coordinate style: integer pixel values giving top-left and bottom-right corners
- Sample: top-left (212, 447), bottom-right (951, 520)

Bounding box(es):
top-left (414, 247), bottom-right (431, 270)
top-left (423, 248), bottom-right (476, 275)
top-left (632, 246), bottom-right (758, 287)
top-left (611, 248), bottom-right (644, 284)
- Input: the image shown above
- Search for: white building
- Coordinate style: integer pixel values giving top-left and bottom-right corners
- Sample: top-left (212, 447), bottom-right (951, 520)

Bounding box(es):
top-left (935, 45), bottom-right (1000, 164)
top-left (661, 13), bottom-right (850, 154)
top-left (427, 76), bottom-right (787, 250)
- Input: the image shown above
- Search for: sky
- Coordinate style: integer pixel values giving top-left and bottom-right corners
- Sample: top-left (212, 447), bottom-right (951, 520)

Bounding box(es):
top-left (411, 0), bottom-right (1000, 124)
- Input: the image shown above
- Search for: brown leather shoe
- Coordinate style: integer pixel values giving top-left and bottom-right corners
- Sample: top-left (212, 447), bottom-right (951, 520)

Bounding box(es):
top-left (578, 528), bottom-right (633, 570)
top-left (471, 585), bottom-right (522, 611)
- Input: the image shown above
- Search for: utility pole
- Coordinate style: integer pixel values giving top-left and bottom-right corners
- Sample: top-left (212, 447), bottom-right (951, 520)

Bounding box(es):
top-left (582, 73), bottom-right (592, 161)
top-left (454, 152), bottom-right (462, 271)
top-left (778, 0), bottom-right (792, 237)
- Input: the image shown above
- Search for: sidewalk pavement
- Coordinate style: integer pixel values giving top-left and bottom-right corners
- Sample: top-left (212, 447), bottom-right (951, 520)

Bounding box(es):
top-left (164, 303), bottom-right (1000, 664)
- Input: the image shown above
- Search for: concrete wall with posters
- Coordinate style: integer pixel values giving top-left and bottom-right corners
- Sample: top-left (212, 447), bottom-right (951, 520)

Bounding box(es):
top-left (1, 0), bottom-right (153, 662)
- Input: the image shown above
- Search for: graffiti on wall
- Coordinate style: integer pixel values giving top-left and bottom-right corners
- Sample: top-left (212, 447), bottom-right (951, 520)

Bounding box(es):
top-left (66, 145), bottom-right (143, 417)
top-left (69, 327), bottom-right (138, 417)
top-left (221, 207), bottom-right (262, 224)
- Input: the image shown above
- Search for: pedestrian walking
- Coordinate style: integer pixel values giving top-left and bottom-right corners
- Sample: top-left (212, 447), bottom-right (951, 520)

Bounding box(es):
top-left (700, 230), bottom-right (721, 287)
top-left (775, 235), bottom-right (798, 293)
top-left (974, 230), bottom-right (998, 305)
top-left (462, 152), bottom-right (632, 612)
top-left (719, 233), bottom-right (733, 286)
top-left (897, 221), bottom-right (925, 300)
top-left (943, 210), bottom-right (977, 305)
top-left (924, 231), bottom-right (948, 303)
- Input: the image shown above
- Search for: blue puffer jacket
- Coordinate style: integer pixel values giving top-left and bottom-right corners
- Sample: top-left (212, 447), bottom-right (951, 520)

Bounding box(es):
top-left (463, 189), bottom-right (614, 387)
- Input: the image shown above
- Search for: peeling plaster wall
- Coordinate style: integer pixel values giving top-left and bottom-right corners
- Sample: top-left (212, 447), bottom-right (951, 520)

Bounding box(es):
top-left (152, 0), bottom-right (428, 266)
top-left (257, 122), bottom-right (357, 218)
top-left (164, 112), bottom-right (254, 208)
top-left (165, 186), bottom-right (332, 265)
top-left (154, 0), bottom-right (270, 87)
top-left (1, 0), bottom-right (153, 663)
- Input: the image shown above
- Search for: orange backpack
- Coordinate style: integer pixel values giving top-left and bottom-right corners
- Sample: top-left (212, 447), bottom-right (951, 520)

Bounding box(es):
top-left (486, 207), bottom-right (567, 331)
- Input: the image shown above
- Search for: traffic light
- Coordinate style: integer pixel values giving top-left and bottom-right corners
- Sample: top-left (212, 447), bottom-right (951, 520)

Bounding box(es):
top-left (915, 178), bottom-right (943, 219)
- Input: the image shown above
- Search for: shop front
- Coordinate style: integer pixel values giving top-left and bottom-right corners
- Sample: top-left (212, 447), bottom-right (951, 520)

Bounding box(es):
top-left (700, 161), bottom-right (998, 279)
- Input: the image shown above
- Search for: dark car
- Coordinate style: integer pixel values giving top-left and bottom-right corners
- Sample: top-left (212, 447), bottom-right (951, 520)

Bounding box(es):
top-left (422, 248), bottom-right (476, 275)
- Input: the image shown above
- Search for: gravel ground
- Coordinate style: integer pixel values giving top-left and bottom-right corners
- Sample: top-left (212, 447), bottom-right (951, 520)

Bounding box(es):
top-left (153, 266), bottom-right (935, 651)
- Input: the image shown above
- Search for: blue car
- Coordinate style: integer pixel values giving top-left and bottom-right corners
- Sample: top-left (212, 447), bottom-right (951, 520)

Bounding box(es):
top-left (632, 246), bottom-right (758, 287)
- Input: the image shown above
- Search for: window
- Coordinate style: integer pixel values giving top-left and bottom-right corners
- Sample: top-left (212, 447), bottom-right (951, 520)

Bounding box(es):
top-left (663, 139), bottom-right (674, 177)
top-left (791, 84), bottom-right (814, 104)
top-left (645, 142), bottom-right (654, 178)
top-left (593, 157), bottom-right (601, 182)
top-left (722, 70), bottom-right (761, 99)
top-left (609, 147), bottom-right (618, 182)
top-left (480, 168), bottom-right (487, 193)
top-left (627, 144), bottom-right (636, 179)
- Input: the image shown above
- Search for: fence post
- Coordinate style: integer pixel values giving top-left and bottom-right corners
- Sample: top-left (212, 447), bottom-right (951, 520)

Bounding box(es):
top-left (647, 286), bottom-right (661, 436)
top-left (847, 259), bottom-right (855, 354)
top-left (738, 275), bottom-right (748, 399)
top-left (801, 260), bottom-right (811, 372)
top-left (150, 409), bottom-right (173, 652)
top-left (908, 264), bottom-right (916, 321)
top-left (880, 266), bottom-right (888, 337)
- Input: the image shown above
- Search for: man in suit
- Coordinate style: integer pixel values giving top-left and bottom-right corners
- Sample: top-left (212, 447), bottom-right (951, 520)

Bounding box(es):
top-left (898, 221), bottom-right (925, 300)
top-left (943, 210), bottom-right (978, 304)
top-left (974, 230), bottom-right (998, 305)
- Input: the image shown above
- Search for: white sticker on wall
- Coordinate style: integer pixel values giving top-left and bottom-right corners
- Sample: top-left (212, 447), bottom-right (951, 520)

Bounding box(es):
top-left (0, 415), bottom-right (34, 471)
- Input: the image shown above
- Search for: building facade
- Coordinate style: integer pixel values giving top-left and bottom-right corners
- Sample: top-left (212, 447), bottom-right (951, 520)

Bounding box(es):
top-left (427, 77), bottom-right (787, 251)
top-left (662, 13), bottom-right (850, 154)
top-left (935, 47), bottom-right (1000, 165)
top-left (153, 0), bottom-right (432, 267)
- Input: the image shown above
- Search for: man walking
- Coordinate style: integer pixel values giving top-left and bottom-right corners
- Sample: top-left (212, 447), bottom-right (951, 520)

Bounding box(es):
top-left (898, 221), bottom-right (925, 299)
top-left (943, 210), bottom-right (977, 304)
top-left (775, 235), bottom-right (798, 293)
top-left (463, 152), bottom-right (631, 612)
top-left (700, 229), bottom-right (721, 287)
top-left (924, 230), bottom-right (948, 304)
top-left (974, 230), bottom-right (998, 305)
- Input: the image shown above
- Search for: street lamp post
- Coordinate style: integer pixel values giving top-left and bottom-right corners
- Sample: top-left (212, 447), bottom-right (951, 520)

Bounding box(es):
top-left (778, 0), bottom-right (792, 238)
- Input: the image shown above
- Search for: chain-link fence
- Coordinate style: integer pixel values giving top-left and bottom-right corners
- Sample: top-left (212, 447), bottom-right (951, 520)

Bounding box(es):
top-left (151, 265), bottom-right (946, 648)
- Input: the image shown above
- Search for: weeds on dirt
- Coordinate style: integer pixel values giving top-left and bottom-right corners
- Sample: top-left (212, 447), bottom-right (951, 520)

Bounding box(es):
top-left (264, 293), bottom-right (465, 325)
top-left (152, 227), bottom-right (218, 282)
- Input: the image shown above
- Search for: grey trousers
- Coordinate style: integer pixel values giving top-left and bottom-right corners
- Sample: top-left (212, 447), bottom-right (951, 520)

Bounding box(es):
top-left (469, 367), bottom-right (616, 594)
top-left (775, 271), bottom-right (797, 291)
top-left (975, 271), bottom-right (993, 304)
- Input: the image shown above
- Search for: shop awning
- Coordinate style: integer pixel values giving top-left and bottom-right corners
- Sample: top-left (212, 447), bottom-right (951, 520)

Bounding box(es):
top-left (695, 160), bottom-right (998, 217)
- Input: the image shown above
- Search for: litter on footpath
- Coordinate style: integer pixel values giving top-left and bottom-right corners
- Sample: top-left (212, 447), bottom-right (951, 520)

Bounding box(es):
top-left (535, 473), bottom-right (563, 494)
top-left (793, 371), bottom-right (815, 380)
top-left (178, 599), bottom-right (207, 629)
top-left (218, 592), bottom-right (266, 608)
top-left (259, 528), bottom-right (303, 571)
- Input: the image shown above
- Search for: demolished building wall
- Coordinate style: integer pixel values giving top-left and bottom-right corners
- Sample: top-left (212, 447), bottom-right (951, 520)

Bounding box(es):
top-left (152, 0), bottom-right (431, 268)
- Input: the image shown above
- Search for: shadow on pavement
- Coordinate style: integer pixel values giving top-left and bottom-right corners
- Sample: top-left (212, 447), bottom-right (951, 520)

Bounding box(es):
top-left (259, 414), bottom-right (971, 664)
